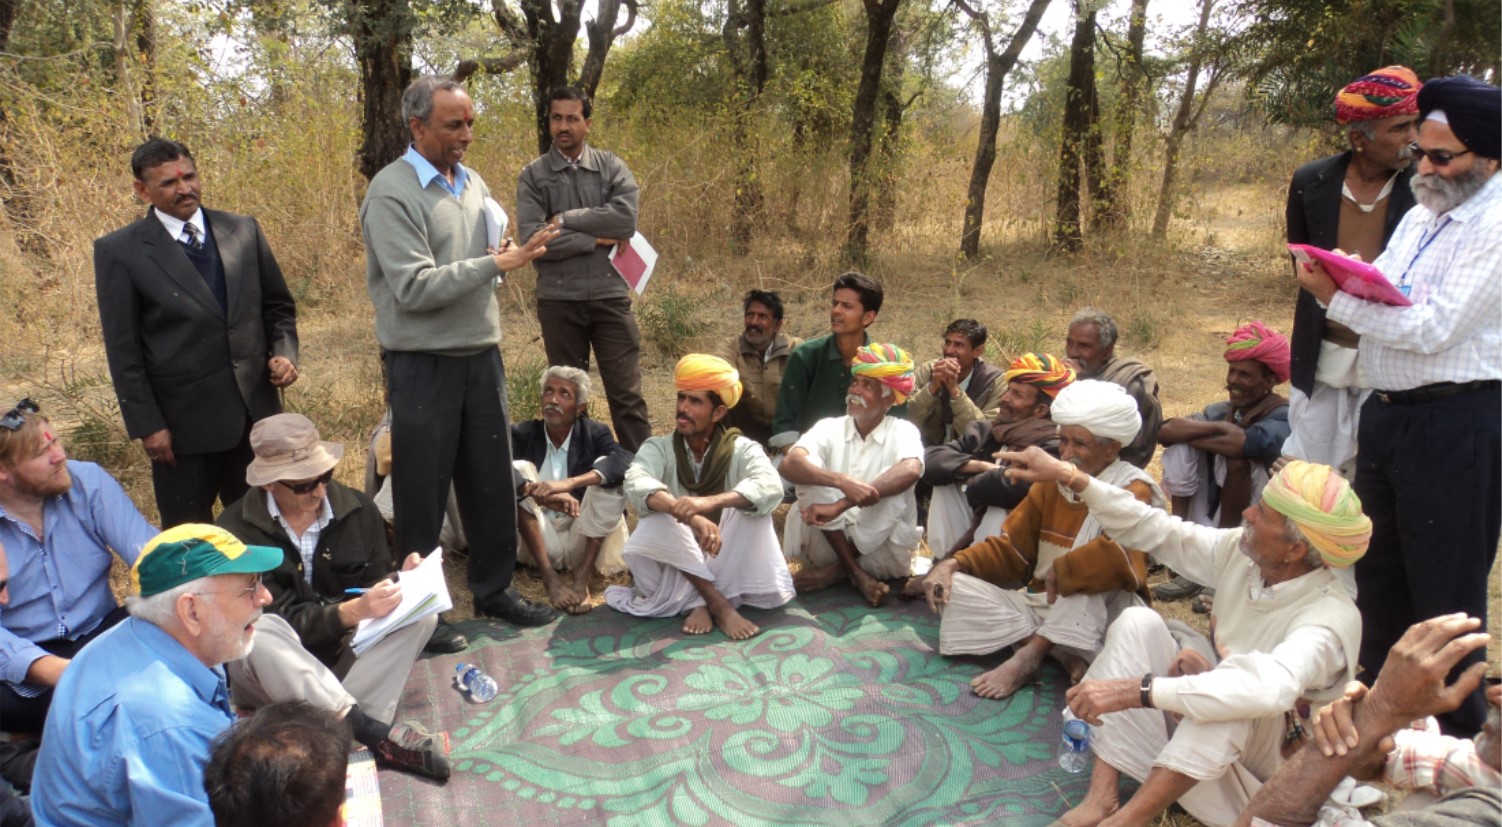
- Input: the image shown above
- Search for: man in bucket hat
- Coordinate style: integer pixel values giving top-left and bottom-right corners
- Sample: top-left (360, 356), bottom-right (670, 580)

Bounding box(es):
top-left (217, 413), bottom-right (435, 724)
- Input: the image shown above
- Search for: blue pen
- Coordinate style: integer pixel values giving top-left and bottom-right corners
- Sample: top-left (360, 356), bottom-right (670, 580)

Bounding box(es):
top-left (345, 588), bottom-right (369, 595)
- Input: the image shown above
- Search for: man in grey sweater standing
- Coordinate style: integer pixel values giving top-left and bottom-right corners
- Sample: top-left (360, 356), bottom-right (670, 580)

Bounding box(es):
top-left (516, 86), bottom-right (650, 452)
top-left (360, 76), bottom-right (559, 626)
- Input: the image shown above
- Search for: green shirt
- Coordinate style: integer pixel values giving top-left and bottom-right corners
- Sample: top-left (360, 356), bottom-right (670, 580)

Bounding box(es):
top-left (769, 332), bottom-right (905, 447)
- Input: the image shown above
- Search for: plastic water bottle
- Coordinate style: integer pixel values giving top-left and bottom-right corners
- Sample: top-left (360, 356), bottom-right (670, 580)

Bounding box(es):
top-left (455, 663), bottom-right (499, 703)
top-left (1058, 719), bottom-right (1092, 773)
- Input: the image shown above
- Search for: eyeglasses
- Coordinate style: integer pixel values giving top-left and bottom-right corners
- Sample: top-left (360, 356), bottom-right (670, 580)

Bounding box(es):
top-left (195, 574), bottom-right (263, 601)
top-left (0, 399), bottom-right (39, 431)
top-left (279, 469), bottom-right (334, 495)
top-left (1410, 143), bottom-right (1472, 168)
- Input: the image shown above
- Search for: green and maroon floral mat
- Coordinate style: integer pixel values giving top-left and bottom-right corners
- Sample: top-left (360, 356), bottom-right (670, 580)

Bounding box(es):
top-left (379, 589), bottom-right (1086, 826)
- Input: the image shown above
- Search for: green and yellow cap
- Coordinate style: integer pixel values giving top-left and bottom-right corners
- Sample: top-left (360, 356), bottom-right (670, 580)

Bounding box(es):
top-left (131, 524), bottom-right (282, 598)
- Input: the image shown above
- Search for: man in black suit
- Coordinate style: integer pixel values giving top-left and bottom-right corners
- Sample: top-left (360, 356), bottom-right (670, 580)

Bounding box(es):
top-left (1283, 67), bottom-right (1420, 475)
top-left (512, 365), bottom-right (633, 613)
top-left (95, 138), bottom-right (299, 526)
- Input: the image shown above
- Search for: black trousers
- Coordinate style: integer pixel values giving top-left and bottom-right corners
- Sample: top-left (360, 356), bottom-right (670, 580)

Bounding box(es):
top-left (0, 605), bottom-right (130, 735)
top-left (537, 297), bottom-right (652, 453)
top-left (385, 349), bottom-right (517, 605)
top-left (151, 429), bottom-right (254, 527)
top-left (1353, 383), bottom-right (1501, 736)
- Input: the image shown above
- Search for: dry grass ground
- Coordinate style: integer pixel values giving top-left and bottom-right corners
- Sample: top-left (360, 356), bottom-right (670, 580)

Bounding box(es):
top-left (3, 148), bottom-right (1497, 827)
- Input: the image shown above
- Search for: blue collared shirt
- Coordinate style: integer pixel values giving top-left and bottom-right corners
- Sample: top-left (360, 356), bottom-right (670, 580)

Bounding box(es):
top-left (0, 460), bottom-right (158, 685)
top-left (32, 617), bottom-right (234, 827)
top-left (402, 144), bottom-right (469, 198)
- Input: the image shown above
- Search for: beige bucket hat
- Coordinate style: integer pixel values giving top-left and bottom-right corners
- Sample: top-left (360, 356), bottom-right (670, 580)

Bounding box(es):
top-left (245, 413), bottom-right (344, 487)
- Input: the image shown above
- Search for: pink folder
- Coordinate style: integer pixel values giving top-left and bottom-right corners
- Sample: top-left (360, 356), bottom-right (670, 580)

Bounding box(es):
top-left (1288, 243), bottom-right (1412, 307)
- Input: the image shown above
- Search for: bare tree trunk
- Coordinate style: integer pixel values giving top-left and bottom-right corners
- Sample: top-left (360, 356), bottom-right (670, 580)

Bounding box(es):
top-left (1098, 0), bottom-right (1148, 229)
top-left (872, 26), bottom-right (907, 233)
top-left (1151, 0), bottom-right (1215, 238)
top-left (957, 0), bottom-right (1052, 260)
top-left (844, 0), bottom-right (903, 267)
top-left (724, 0), bottom-right (769, 254)
top-left (1051, 0), bottom-right (1096, 251)
top-left (350, 0), bottom-right (415, 182)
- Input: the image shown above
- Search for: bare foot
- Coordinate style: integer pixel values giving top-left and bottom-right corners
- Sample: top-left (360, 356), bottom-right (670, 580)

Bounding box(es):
top-left (1053, 650), bottom-right (1090, 684)
top-left (545, 580), bottom-right (579, 611)
top-left (971, 659), bottom-right (1034, 700)
top-left (567, 574), bottom-right (594, 614)
top-left (899, 576), bottom-right (927, 600)
top-left (1053, 797), bottom-right (1118, 826)
top-left (792, 564), bottom-right (845, 593)
top-left (852, 572), bottom-right (889, 607)
top-left (710, 604), bottom-right (760, 640)
top-left (682, 606), bottom-right (713, 635)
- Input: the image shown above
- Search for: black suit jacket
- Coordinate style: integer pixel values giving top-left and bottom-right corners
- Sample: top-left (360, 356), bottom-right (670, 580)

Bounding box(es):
top-left (510, 417), bottom-right (633, 501)
top-left (1286, 151), bottom-right (1416, 395)
top-left (94, 207), bottom-right (298, 454)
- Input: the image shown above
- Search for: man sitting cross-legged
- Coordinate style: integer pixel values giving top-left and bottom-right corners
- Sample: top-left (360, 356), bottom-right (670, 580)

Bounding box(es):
top-left (920, 353), bottom-right (1075, 561)
top-left (604, 355), bottom-right (794, 639)
top-left (1001, 449), bottom-right (1368, 827)
top-left (512, 366), bottom-right (633, 614)
top-left (781, 344), bottom-right (923, 607)
top-left (919, 380), bottom-right (1162, 700)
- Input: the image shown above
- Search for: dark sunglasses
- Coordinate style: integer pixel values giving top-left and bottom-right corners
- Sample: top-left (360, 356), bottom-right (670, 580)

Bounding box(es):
top-left (280, 469), bottom-right (334, 494)
top-left (0, 399), bottom-right (39, 431)
top-left (1410, 143), bottom-right (1472, 168)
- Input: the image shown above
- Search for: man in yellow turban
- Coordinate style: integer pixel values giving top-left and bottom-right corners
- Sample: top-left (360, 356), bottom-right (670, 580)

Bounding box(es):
top-left (604, 355), bottom-right (793, 639)
top-left (779, 344), bottom-right (924, 607)
top-left (997, 449), bottom-right (1367, 827)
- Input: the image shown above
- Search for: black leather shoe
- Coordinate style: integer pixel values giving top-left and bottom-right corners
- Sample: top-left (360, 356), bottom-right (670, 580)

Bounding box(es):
top-left (424, 618), bottom-right (469, 655)
top-left (476, 589), bottom-right (559, 627)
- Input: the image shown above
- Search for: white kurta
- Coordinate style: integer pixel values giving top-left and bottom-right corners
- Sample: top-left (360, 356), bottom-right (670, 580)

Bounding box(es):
top-left (605, 433), bottom-right (794, 618)
top-left (925, 483), bottom-right (1006, 559)
top-left (783, 415), bottom-right (925, 579)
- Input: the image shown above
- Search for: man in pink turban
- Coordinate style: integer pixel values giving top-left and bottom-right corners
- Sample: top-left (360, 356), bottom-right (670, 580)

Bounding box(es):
top-left (1155, 322), bottom-right (1293, 604)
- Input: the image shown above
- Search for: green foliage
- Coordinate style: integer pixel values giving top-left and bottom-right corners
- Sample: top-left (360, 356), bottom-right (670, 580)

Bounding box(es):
top-left (507, 356), bottom-right (548, 424)
top-left (989, 318), bottom-right (1053, 363)
top-left (639, 289), bottom-right (708, 356)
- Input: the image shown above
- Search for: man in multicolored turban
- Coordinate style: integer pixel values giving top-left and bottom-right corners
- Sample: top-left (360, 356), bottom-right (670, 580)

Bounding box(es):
top-left (906, 319), bottom-right (1005, 446)
top-left (919, 352), bottom-right (1075, 561)
top-left (920, 379), bottom-right (1163, 702)
top-left (605, 355), bottom-right (794, 640)
top-left (1157, 322), bottom-right (1293, 604)
top-left (1298, 73), bottom-right (1501, 737)
top-left (996, 448), bottom-right (1367, 827)
top-left (1285, 66), bottom-right (1422, 477)
top-left (780, 343), bottom-right (924, 607)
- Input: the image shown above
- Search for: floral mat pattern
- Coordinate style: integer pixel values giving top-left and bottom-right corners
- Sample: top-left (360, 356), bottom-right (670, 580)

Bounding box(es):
top-left (378, 589), bottom-right (1088, 826)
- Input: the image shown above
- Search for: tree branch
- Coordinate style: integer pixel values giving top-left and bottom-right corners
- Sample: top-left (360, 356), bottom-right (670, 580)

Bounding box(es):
top-left (611, 0), bottom-right (638, 37)
top-left (453, 51), bottom-right (529, 82)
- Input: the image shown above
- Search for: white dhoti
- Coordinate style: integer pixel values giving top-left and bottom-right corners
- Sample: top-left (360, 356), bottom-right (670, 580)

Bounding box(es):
top-left (513, 460), bottom-right (628, 575)
top-left (605, 510), bottom-right (796, 618)
top-left (925, 484), bottom-right (1006, 559)
top-left (1074, 606), bottom-right (1286, 827)
top-left (938, 572), bottom-right (1141, 661)
top-left (1283, 387), bottom-right (1368, 482)
top-left (1161, 425), bottom-right (1270, 528)
top-left (783, 463), bottom-right (921, 580)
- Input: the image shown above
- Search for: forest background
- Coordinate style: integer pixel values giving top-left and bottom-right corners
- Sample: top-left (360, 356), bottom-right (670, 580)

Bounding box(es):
top-left (0, 1), bottom-right (1497, 800)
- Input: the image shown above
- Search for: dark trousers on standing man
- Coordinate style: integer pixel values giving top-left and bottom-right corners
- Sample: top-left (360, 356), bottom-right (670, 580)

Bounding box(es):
top-left (151, 430), bottom-right (254, 527)
top-left (537, 296), bottom-right (652, 453)
top-left (1353, 381), bottom-right (1501, 736)
top-left (385, 348), bottom-right (518, 605)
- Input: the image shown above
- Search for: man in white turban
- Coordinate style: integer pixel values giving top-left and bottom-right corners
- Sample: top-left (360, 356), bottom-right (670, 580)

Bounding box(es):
top-left (604, 355), bottom-right (795, 639)
top-left (918, 380), bottom-right (1164, 700)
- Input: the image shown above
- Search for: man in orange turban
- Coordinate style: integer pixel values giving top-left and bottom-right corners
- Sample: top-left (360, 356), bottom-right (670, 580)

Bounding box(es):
top-left (604, 355), bottom-right (793, 640)
top-left (780, 344), bottom-right (924, 607)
